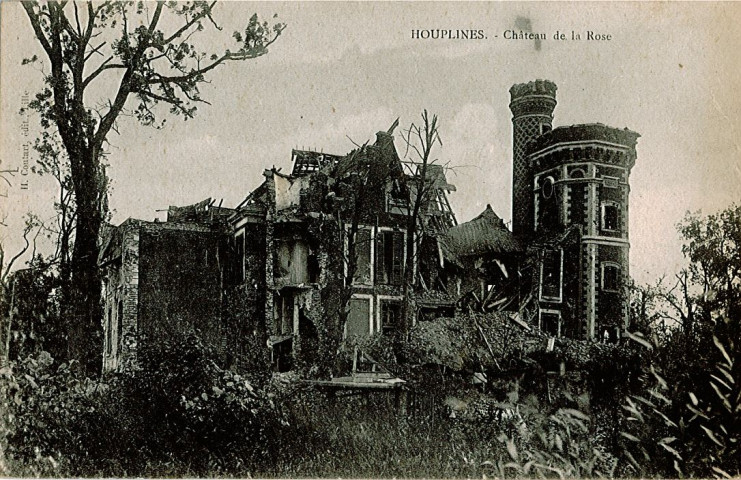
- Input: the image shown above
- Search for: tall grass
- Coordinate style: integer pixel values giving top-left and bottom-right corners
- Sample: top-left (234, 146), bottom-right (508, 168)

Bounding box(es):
top-left (261, 389), bottom-right (503, 478)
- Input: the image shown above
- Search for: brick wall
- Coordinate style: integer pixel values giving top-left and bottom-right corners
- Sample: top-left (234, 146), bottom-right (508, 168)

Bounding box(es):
top-left (137, 223), bottom-right (224, 359)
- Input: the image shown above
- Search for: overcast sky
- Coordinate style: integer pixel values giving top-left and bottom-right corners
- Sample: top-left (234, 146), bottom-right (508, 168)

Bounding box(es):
top-left (1, 1), bottom-right (740, 285)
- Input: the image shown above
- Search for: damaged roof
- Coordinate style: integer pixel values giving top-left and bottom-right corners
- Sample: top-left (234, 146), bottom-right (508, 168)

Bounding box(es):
top-left (438, 205), bottom-right (522, 264)
top-left (291, 149), bottom-right (343, 176)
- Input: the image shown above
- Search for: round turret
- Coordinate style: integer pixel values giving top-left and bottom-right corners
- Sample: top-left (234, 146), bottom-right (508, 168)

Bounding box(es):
top-left (509, 79), bottom-right (558, 238)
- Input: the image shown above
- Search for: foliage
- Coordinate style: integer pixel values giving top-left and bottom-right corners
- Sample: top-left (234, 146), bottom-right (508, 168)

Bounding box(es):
top-left (678, 204), bottom-right (741, 323)
top-left (621, 205), bottom-right (741, 478)
top-left (2, 256), bottom-right (66, 363)
top-left (480, 407), bottom-right (617, 479)
top-left (2, 335), bottom-right (288, 477)
top-left (262, 384), bottom-right (502, 478)
top-left (261, 377), bottom-right (618, 479)
top-left (1, 352), bottom-right (76, 477)
top-left (632, 204), bottom-right (741, 341)
top-left (619, 324), bottom-right (740, 479)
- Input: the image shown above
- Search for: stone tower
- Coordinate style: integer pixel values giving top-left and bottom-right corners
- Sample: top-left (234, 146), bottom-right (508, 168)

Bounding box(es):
top-left (528, 124), bottom-right (639, 340)
top-left (508, 80), bottom-right (639, 341)
top-left (509, 80), bottom-right (557, 238)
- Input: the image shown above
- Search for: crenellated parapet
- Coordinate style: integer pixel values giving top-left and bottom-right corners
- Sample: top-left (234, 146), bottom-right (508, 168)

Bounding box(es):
top-left (528, 124), bottom-right (640, 172)
top-left (509, 79), bottom-right (558, 118)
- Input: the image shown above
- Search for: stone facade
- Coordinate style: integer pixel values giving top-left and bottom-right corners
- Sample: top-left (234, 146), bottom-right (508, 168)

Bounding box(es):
top-left (99, 127), bottom-right (471, 374)
top-left (226, 130), bottom-right (462, 372)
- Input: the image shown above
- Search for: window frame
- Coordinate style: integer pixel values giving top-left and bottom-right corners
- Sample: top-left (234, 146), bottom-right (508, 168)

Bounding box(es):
top-left (539, 309), bottom-right (562, 338)
top-left (569, 168), bottom-right (586, 179)
top-left (601, 202), bottom-right (621, 233)
top-left (344, 224), bottom-right (375, 286)
top-left (539, 248), bottom-right (563, 303)
top-left (105, 304), bottom-right (113, 356)
top-left (541, 176), bottom-right (555, 199)
top-left (377, 295), bottom-right (403, 334)
top-left (234, 230), bottom-right (245, 284)
top-left (375, 227), bottom-right (406, 286)
top-left (601, 262), bottom-right (622, 293)
top-left (274, 291), bottom-right (298, 336)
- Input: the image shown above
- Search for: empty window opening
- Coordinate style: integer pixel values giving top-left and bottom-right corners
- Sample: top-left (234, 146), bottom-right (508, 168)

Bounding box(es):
top-left (106, 306), bottom-right (113, 356)
top-left (540, 311), bottom-right (561, 337)
top-left (601, 203), bottom-right (620, 232)
top-left (601, 326), bottom-right (620, 344)
top-left (275, 292), bottom-right (295, 335)
top-left (116, 299), bottom-right (123, 356)
top-left (307, 250), bottom-right (320, 283)
top-left (417, 305), bottom-right (455, 323)
top-left (540, 249), bottom-right (563, 301)
top-left (602, 263), bottom-right (621, 292)
top-left (235, 232), bottom-right (245, 284)
top-left (380, 300), bottom-right (402, 335)
top-left (387, 180), bottom-right (408, 215)
top-left (376, 230), bottom-right (404, 285)
top-left (272, 337), bottom-right (293, 372)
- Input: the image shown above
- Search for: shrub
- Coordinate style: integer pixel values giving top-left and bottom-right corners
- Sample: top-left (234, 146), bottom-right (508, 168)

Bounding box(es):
top-left (619, 321), bottom-right (741, 478)
top-left (123, 334), bottom-right (289, 475)
top-left (1, 334), bottom-right (289, 477)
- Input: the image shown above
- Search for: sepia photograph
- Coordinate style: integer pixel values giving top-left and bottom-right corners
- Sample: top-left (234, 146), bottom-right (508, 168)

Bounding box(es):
top-left (1, 1), bottom-right (740, 477)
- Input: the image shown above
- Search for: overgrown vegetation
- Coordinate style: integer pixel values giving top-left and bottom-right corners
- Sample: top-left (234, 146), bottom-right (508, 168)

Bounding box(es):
top-left (2, 335), bottom-right (288, 477)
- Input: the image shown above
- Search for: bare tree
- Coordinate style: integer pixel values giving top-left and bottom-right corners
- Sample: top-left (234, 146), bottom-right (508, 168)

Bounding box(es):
top-left (1, 215), bottom-right (43, 287)
top-left (400, 111), bottom-right (443, 337)
top-left (21, 1), bottom-right (284, 374)
top-left (328, 142), bottom-right (396, 355)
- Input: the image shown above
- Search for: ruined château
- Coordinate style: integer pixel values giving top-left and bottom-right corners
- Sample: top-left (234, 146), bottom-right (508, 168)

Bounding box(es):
top-left (99, 80), bottom-right (639, 374)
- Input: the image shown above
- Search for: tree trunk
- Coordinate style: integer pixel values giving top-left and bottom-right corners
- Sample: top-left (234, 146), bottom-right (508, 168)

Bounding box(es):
top-left (66, 149), bottom-right (105, 376)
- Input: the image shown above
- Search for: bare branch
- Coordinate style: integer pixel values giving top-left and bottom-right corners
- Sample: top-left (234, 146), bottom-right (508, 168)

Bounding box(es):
top-left (83, 42), bottom-right (107, 62)
top-left (1, 219), bottom-right (35, 284)
top-left (82, 57), bottom-right (126, 89)
top-left (73, 1), bottom-right (82, 36)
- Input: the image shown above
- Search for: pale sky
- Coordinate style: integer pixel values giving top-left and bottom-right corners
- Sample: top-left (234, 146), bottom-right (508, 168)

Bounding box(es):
top-left (1, 1), bottom-right (740, 285)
